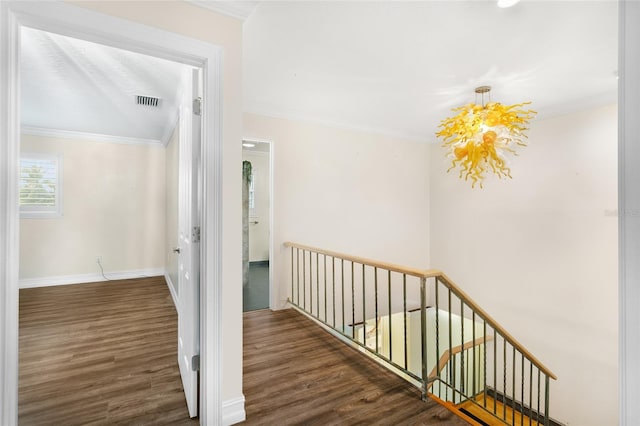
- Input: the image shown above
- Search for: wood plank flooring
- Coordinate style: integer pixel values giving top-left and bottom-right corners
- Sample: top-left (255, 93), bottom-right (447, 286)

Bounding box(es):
top-left (243, 308), bottom-right (468, 425)
top-left (19, 277), bottom-right (198, 426)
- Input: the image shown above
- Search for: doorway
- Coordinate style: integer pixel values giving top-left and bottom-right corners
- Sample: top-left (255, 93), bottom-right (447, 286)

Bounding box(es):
top-left (1, 2), bottom-right (225, 423)
top-left (242, 140), bottom-right (272, 311)
top-left (18, 25), bottom-right (201, 420)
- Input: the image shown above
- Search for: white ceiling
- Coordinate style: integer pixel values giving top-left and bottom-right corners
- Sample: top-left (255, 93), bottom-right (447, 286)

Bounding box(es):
top-left (243, 1), bottom-right (618, 142)
top-left (20, 1), bottom-right (618, 146)
top-left (21, 27), bottom-right (189, 144)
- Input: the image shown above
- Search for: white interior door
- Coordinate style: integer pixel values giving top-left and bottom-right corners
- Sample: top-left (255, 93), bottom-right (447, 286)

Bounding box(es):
top-left (177, 68), bottom-right (202, 418)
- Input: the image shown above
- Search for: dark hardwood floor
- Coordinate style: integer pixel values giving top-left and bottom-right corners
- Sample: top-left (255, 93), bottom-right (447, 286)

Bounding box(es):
top-left (20, 278), bottom-right (468, 425)
top-left (19, 277), bottom-right (198, 426)
top-left (243, 308), bottom-right (468, 425)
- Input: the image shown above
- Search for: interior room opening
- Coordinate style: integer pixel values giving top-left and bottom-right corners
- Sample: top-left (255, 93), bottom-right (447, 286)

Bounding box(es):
top-left (242, 140), bottom-right (271, 312)
top-left (18, 25), bottom-right (202, 423)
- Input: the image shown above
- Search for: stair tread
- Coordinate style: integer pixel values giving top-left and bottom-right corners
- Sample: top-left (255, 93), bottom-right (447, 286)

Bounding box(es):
top-left (457, 393), bottom-right (542, 426)
top-left (428, 395), bottom-right (487, 426)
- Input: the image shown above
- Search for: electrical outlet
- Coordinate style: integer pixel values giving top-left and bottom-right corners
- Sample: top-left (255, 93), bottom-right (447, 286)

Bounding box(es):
top-left (96, 256), bottom-right (102, 264)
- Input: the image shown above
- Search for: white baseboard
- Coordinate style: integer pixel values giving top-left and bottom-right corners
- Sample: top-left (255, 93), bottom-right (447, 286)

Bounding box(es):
top-left (164, 273), bottom-right (179, 309)
top-left (19, 268), bottom-right (166, 289)
top-left (222, 395), bottom-right (246, 425)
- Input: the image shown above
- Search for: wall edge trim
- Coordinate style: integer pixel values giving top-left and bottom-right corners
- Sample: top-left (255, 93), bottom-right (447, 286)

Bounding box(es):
top-left (19, 268), bottom-right (166, 289)
top-left (222, 395), bottom-right (246, 426)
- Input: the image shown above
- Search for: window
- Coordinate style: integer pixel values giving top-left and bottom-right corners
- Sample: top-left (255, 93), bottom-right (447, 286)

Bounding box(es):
top-left (19, 153), bottom-right (63, 218)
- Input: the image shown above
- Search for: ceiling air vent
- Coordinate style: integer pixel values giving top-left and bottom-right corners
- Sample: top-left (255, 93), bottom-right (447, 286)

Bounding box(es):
top-left (136, 95), bottom-right (161, 107)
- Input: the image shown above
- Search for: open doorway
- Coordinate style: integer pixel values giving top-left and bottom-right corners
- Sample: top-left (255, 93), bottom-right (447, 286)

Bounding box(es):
top-left (18, 25), bottom-right (201, 422)
top-left (242, 140), bottom-right (272, 312)
top-left (1, 3), bottom-right (226, 423)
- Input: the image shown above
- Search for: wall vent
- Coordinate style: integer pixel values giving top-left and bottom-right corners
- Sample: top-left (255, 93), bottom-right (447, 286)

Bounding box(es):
top-left (136, 95), bottom-right (161, 107)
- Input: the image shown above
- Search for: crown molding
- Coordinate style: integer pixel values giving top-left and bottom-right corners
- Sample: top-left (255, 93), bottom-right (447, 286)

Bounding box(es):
top-left (186, 1), bottom-right (258, 21)
top-left (21, 126), bottom-right (164, 147)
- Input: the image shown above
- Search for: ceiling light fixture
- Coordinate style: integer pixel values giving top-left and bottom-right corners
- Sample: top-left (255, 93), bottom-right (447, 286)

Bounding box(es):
top-left (242, 142), bottom-right (256, 148)
top-left (497, 0), bottom-right (521, 8)
top-left (436, 86), bottom-right (536, 188)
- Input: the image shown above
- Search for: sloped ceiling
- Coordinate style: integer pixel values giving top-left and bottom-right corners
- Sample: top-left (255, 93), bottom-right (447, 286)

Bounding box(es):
top-left (21, 27), bottom-right (189, 144)
top-left (243, 1), bottom-right (618, 141)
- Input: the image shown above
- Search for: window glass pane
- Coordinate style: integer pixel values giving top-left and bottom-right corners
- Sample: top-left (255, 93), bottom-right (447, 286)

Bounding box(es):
top-left (20, 154), bottom-right (62, 217)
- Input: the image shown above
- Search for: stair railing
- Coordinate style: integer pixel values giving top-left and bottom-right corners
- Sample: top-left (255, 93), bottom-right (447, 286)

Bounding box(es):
top-left (284, 242), bottom-right (557, 426)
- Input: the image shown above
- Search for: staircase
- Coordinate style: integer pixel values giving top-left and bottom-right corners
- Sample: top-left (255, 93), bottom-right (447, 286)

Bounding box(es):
top-left (433, 392), bottom-right (546, 426)
top-left (284, 242), bottom-right (557, 426)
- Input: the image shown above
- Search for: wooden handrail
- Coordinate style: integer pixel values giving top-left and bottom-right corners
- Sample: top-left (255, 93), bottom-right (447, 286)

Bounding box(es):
top-left (428, 336), bottom-right (495, 385)
top-left (436, 273), bottom-right (557, 381)
top-left (283, 241), bottom-right (557, 381)
top-left (284, 242), bottom-right (442, 279)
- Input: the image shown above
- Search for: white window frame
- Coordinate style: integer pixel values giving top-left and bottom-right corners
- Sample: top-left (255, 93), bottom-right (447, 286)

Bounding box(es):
top-left (19, 153), bottom-right (63, 218)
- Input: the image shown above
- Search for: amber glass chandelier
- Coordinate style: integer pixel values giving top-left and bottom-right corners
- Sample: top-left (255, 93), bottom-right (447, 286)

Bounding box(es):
top-left (436, 86), bottom-right (536, 188)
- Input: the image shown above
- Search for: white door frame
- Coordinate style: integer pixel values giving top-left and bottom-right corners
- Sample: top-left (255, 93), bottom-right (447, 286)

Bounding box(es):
top-left (620, 2), bottom-right (640, 425)
top-left (0, 2), bottom-right (223, 425)
top-left (242, 138), bottom-right (276, 310)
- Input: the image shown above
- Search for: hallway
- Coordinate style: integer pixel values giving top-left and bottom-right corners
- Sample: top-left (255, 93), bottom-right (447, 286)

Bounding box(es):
top-left (242, 308), bottom-right (467, 425)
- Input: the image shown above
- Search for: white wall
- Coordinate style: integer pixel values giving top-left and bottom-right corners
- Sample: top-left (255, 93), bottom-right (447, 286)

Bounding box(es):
top-left (242, 150), bottom-right (270, 262)
top-left (20, 133), bottom-right (166, 280)
top-left (243, 113), bottom-right (431, 310)
top-left (166, 125), bottom-right (179, 297)
top-left (429, 104), bottom-right (618, 426)
top-left (71, 2), bottom-right (245, 411)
